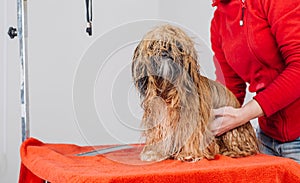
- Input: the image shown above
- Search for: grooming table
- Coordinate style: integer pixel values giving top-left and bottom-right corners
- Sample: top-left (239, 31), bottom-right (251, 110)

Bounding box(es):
top-left (19, 138), bottom-right (300, 183)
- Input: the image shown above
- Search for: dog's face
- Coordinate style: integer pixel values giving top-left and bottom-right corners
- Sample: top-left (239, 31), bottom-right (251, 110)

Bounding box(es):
top-left (132, 25), bottom-right (200, 102)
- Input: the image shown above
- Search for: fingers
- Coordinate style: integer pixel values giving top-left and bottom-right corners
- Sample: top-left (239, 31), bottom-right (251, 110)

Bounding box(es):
top-left (211, 106), bottom-right (243, 136)
top-left (211, 117), bottom-right (225, 136)
top-left (209, 115), bottom-right (224, 136)
top-left (211, 106), bottom-right (236, 136)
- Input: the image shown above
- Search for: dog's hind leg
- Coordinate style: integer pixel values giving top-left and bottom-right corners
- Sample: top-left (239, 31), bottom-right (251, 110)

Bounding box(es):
top-left (208, 78), bottom-right (259, 157)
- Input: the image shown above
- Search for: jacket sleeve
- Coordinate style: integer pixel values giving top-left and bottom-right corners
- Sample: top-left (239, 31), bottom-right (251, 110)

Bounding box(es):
top-left (253, 0), bottom-right (300, 117)
top-left (210, 13), bottom-right (247, 105)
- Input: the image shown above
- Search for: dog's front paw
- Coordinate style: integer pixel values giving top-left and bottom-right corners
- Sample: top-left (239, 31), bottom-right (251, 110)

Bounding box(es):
top-left (140, 148), bottom-right (168, 162)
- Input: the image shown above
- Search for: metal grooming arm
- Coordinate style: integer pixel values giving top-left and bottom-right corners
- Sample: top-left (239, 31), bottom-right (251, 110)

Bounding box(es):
top-left (7, 0), bottom-right (92, 142)
top-left (8, 0), bottom-right (30, 142)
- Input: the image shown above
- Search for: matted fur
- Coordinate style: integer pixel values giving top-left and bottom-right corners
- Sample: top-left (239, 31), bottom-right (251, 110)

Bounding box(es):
top-left (132, 24), bottom-right (259, 162)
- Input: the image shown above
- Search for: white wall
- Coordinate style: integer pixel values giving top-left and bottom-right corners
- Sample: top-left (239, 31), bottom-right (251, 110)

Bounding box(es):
top-left (1, 1), bottom-right (216, 182)
top-left (1, 0), bottom-right (23, 182)
top-left (27, 0), bottom-right (162, 144)
top-left (159, 0), bottom-right (213, 46)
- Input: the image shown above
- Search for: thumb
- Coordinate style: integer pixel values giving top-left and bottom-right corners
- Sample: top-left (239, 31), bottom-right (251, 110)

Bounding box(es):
top-left (209, 117), bottom-right (223, 135)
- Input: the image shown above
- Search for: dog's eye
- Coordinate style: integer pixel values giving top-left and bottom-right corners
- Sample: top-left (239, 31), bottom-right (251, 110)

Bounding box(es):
top-left (148, 41), bottom-right (155, 50)
top-left (175, 41), bottom-right (183, 53)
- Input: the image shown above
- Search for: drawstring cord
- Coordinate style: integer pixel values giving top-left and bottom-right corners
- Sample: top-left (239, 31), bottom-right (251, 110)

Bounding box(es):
top-left (240, 0), bottom-right (246, 26)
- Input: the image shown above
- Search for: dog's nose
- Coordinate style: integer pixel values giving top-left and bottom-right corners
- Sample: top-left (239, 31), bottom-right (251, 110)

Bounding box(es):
top-left (161, 51), bottom-right (170, 59)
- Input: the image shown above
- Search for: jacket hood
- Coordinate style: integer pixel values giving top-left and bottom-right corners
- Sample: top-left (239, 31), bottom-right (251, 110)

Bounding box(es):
top-left (212, 0), bottom-right (231, 7)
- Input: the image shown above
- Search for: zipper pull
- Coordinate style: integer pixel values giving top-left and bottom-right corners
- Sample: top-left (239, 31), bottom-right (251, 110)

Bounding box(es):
top-left (240, 0), bottom-right (246, 26)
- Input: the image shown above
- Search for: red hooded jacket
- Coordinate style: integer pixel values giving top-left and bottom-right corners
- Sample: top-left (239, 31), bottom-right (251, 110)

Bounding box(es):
top-left (211, 0), bottom-right (300, 142)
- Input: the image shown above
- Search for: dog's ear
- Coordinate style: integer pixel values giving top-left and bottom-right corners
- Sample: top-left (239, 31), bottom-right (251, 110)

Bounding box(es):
top-left (132, 44), bottom-right (149, 97)
top-left (187, 62), bottom-right (191, 76)
top-left (136, 76), bottom-right (148, 97)
top-left (184, 56), bottom-right (200, 81)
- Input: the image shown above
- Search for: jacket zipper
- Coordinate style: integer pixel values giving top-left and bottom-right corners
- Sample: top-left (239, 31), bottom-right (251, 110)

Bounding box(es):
top-left (240, 0), bottom-right (246, 26)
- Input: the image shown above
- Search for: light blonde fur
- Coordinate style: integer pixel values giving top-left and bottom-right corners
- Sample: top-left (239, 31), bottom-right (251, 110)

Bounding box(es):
top-left (132, 24), bottom-right (259, 161)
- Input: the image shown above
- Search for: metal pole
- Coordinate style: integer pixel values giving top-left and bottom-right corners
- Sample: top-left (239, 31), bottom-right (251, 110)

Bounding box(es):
top-left (17, 0), bottom-right (30, 142)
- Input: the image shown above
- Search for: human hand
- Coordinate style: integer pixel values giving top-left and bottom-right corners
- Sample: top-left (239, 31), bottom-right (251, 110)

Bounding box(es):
top-left (210, 106), bottom-right (245, 136)
top-left (210, 99), bottom-right (264, 136)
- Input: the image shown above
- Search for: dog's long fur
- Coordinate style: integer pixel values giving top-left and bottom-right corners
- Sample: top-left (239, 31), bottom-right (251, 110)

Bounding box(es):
top-left (132, 25), bottom-right (259, 161)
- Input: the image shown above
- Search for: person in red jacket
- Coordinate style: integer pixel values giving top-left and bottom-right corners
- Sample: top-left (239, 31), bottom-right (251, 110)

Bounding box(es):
top-left (209, 0), bottom-right (300, 163)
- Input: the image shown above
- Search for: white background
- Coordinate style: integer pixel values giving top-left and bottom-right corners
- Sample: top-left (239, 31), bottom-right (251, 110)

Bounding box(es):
top-left (0, 0), bottom-right (254, 182)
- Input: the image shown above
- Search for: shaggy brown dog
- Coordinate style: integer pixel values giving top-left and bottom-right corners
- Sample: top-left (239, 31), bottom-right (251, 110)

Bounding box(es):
top-left (132, 25), bottom-right (259, 162)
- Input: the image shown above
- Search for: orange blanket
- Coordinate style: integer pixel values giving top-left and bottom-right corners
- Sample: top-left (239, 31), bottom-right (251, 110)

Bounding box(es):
top-left (19, 138), bottom-right (300, 183)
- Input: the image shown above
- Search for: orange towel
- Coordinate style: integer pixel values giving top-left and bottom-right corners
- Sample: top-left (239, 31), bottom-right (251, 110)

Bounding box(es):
top-left (19, 138), bottom-right (300, 183)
